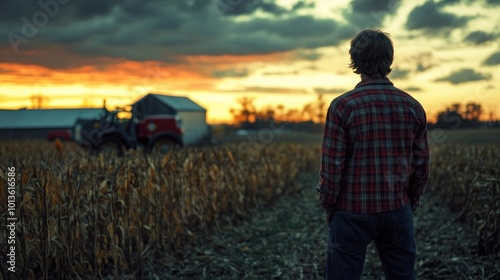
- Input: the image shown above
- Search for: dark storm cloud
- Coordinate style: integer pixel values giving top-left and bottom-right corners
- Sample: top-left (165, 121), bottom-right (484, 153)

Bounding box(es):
top-left (212, 68), bottom-right (249, 78)
top-left (406, 1), bottom-right (470, 30)
top-left (291, 1), bottom-right (315, 11)
top-left (262, 70), bottom-right (300, 76)
top-left (390, 68), bottom-right (410, 79)
top-left (482, 52), bottom-right (500, 66)
top-left (295, 50), bottom-right (323, 61)
top-left (244, 86), bottom-right (307, 94)
top-left (417, 63), bottom-right (433, 72)
top-left (213, 0), bottom-right (311, 16)
top-left (234, 16), bottom-right (336, 39)
top-left (314, 87), bottom-right (348, 94)
top-left (393, 53), bottom-right (435, 78)
top-left (349, 0), bottom-right (401, 13)
top-left (405, 86), bottom-right (423, 92)
top-left (435, 68), bottom-right (492, 84)
top-left (0, 0), bottom-right (121, 22)
top-left (343, 0), bottom-right (402, 28)
top-left (0, 1), bottom-right (35, 21)
top-left (437, 0), bottom-right (500, 6)
top-left (213, 0), bottom-right (287, 16)
top-left (437, 0), bottom-right (461, 5)
top-left (0, 0), bottom-right (345, 69)
top-left (464, 31), bottom-right (497, 45)
top-left (69, 0), bottom-right (121, 19)
top-left (411, 52), bottom-right (435, 72)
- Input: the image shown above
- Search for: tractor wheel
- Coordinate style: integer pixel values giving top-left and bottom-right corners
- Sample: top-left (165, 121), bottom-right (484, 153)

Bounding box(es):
top-left (99, 137), bottom-right (124, 156)
top-left (151, 138), bottom-right (178, 154)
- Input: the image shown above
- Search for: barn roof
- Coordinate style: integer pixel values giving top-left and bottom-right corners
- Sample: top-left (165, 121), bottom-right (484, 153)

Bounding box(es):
top-left (0, 108), bottom-right (106, 129)
top-left (136, 93), bottom-right (206, 112)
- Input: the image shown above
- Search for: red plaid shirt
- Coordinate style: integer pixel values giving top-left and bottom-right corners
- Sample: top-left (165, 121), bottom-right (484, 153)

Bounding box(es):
top-left (317, 77), bottom-right (430, 214)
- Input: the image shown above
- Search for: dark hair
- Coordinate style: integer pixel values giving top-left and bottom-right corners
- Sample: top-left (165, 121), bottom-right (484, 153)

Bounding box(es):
top-left (349, 29), bottom-right (394, 78)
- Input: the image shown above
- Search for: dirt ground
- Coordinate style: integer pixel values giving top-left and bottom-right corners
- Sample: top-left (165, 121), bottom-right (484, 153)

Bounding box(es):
top-left (147, 170), bottom-right (499, 280)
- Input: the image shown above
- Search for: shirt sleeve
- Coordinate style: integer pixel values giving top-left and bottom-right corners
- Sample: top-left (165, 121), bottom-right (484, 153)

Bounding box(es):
top-left (316, 103), bottom-right (347, 215)
top-left (408, 115), bottom-right (430, 208)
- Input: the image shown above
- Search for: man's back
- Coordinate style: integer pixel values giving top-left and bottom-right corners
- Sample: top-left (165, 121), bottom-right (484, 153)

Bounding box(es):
top-left (320, 77), bottom-right (429, 214)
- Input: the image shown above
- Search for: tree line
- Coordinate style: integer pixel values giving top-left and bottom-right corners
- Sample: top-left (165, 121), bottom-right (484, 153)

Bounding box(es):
top-left (229, 97), bottom-right (498, 130)
top-left (431, 102), bottom-right (499, 129)
top-left (229, 95), bottom-right (326, 131)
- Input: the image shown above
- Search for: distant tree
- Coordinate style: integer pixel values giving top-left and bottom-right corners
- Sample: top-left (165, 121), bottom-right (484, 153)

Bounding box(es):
top-left (285, 108), bottom-right (301, 122)
top-left (435, 109), bottom-right (462, 129)
top-left (316, 93), bottom-right (326, 123)
top-left (301, 93), bottom-right (326, 123)
top-left (301, 103), bottom-right (315, 122)
top-left (276, 104), bottom-right (285, 121)
top-left (464, 102), bottom-right (483, 121)
top-left (254, 105), bottom-right (275, 126)
top-left (488, 108), bottom-right (497, 122)
top-left (230, 96), bottom-right (256, 127)
top-left (228, 95), bottom-right (326, 132)
top-left (434, 101), bottom-right (484, 129)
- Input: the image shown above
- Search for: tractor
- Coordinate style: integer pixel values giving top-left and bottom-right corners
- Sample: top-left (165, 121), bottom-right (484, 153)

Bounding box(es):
top-left (73, 106), bottom-right (183, 154)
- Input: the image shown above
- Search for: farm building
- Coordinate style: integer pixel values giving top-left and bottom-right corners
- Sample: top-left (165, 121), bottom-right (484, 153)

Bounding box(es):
top-left (132, 93), bottom-right (210, 145)
top-left (0, 108), bottom-right (107, 140)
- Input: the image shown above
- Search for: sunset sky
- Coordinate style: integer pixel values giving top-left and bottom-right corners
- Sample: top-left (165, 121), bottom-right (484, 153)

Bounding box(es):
top-left (0, 0), bottom-right (499, 123)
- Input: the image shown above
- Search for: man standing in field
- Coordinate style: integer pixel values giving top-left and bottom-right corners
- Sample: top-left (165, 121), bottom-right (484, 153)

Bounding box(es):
top-left (317, 29), bottom-right (430, 280)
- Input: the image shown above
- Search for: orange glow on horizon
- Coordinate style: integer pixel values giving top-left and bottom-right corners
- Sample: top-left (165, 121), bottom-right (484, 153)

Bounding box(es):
top-left (1, 51), bottom-right (498, 124)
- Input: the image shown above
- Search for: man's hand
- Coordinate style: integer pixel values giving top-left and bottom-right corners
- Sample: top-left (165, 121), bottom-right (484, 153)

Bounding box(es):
top-left (325, 213), bottom-right (333, 226)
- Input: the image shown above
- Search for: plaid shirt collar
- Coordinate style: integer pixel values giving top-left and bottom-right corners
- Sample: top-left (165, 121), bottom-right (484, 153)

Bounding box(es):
top-left (355, 77), bottom-right (394, 88)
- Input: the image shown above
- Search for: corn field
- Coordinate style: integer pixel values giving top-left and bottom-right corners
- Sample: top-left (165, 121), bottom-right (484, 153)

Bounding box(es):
top-left (0, 141), bottom-right (320, 279)
top-left (429, 143), bottom-right (500, 257)
top-left (1, 140), bottom-right (499, 279)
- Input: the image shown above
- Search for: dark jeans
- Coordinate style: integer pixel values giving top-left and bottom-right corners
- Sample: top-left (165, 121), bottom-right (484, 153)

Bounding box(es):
top-left (326, 204), bottom-right (416, 280)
